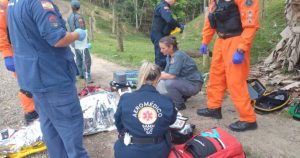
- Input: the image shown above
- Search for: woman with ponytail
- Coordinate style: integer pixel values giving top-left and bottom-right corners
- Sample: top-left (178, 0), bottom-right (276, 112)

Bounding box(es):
top-left (114, 61), bottom-right (177, 158)
top-left (158, 36), bottom-right (203, 110)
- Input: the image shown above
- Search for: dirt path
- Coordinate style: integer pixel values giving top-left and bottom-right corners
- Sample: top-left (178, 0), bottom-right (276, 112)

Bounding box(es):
top-left (0, 0), bottom-right (299, 158)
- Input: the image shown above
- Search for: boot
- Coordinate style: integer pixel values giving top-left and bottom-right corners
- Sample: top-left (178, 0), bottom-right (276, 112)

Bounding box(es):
top-left (197, 107), bottom-right (222, 119)
top-left (175, 103), bottom-right (186, 111)
top-left (25, 111), bottom-right (39, 125)
top-left (182, 95), bottom-right (191, 102)
top-left (229, 121), bottom-right (257, 132)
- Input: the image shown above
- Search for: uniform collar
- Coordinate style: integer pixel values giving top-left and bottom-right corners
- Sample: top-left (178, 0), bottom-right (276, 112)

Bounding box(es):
top-left (162, 0), bottom-right (170, 7)
top-left (138, 84), bottom-right (158, 93)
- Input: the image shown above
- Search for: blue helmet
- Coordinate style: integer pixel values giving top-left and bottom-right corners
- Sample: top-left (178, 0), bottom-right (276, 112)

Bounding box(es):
top-left (71, 0), bottom-right (80, 8)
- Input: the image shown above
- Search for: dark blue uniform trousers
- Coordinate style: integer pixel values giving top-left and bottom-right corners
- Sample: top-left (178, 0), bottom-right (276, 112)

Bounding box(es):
top-left (114, 139), bottom-right (170, 158)
top-left (151, 32), bottom-right (166, 69)
top-left (32, 86), bottom-right (89, 158)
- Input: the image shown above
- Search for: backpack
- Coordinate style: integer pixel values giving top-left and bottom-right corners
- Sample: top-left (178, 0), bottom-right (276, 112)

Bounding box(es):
top-left (171, 124), bottom-right (195, 145)
top-left (247, 79), bottom-right (290, 114)
top-left (169, 127), bottom-right (245, 158)
top-left (288, 102), bottom-right (300, 120)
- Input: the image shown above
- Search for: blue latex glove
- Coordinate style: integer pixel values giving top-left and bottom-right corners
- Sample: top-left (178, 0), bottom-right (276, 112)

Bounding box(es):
top-left (179, 23), bottom-right (184, 33)
top-left (87, 43), bottom-right (92, 49)
top-left (4, 56), bottom-right (15, 72)
top-left (74, 28), bottom-right (86, 41)
top-left (200, 44), bottom-right (208, 55)
top-left (232, 51), bottom-right (244, 64)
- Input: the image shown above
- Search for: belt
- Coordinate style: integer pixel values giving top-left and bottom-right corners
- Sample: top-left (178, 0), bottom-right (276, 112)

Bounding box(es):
top-left (120, 135), bottom-right (165, 144)
top-left (217, 32), bottom-right (242, 39)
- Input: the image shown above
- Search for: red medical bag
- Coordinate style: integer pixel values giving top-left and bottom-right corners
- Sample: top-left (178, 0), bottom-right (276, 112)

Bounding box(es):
top-left (168, 127), bottom-right (245, 158)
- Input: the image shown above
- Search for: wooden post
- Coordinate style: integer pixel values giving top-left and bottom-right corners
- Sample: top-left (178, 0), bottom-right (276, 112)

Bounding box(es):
top-left (116, 17), bottom-right (124, 52)
top-left (112, 1), bottom-right (116, 34)
top-left (203, 0), bottom-right (209, 70)
top-left (261, 0), bottom-right (265, 19)
top-left (89, 17), bottom-right (94, 42)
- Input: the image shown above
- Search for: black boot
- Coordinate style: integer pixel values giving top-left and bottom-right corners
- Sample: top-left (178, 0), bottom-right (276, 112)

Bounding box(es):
top-left (25, 111), bottom-right (39, 125)
top-left (197, 108), bottom-right (222, 119)
top-left (229, 121), bottom-right (257, 132)
top-left (182, 96), bottom-right (191, 102)
top-left (176, 103), bottom-right (186, 111)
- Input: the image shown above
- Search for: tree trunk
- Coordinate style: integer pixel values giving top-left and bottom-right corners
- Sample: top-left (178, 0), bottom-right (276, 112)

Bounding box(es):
top-left (264, 0), bottom-right (300, 71)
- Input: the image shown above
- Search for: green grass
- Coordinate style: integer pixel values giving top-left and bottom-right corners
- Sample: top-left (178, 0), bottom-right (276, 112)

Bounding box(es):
top-left (80, 2), bottom-right (154, 68)
top-left (81, 0), bottom-right (286, 70)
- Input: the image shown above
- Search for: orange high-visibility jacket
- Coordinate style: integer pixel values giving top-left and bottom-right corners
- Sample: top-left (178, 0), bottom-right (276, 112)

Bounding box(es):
top-left (0, 0), bottom-right (13, 58)
top-left (202, 0), bottom-right (260, 52)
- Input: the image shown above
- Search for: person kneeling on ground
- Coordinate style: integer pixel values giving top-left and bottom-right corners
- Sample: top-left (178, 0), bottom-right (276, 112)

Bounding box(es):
top-left (114, 61), bottom-right (177, 158)
top-left (157, 36), bottom-right (203, 111)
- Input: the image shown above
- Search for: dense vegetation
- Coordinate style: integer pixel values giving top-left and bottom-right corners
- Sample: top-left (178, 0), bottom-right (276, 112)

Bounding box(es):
top-left (80, 0), bottom-right (286, 71)
top-left (87, 0), bottom-right (204, 34)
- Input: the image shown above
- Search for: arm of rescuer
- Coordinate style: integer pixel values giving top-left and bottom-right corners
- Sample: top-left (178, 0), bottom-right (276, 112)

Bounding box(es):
top-left (160, 5), bottom-right (180, 28)
top-left (201, 0), bottom-right (216, 45)
top-left (235, 0), bottom-right (260, 52)
top-left (54, 31), bottom-right (81, 47)
top-left (0, 0), bottom-right (13, 58)
top-left (31, 0), bottom-right (84, 48)
top-left (160, 72), bottom-right (176, 80)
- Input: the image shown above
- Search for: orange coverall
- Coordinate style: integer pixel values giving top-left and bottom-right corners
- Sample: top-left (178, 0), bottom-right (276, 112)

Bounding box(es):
top-left (202, 0), bottom-right (259, 122)
top-left (0, 0), bottom-right (35, 113)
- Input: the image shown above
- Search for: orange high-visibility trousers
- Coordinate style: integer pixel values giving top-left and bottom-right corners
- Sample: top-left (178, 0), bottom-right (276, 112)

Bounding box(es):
top-left (0, 0), bottom-right (35, 113)
top-left (206, 35), bottom-right (256, 122)
top-left (202, 0), bottom-right (259, 122)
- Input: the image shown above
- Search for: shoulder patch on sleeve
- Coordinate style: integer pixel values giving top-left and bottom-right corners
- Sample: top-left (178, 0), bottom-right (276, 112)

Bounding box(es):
top-left (245, 0), bottom-right (253, 7)
top-left (41, 0), bottom-right (54, 11)
top-left (48, 15), bottom-right (59, 28)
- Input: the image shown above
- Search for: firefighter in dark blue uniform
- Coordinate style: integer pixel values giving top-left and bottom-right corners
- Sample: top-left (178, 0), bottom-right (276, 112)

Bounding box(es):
top-left (114, 62), bottom-right (177, 158)
top-left (150, 0), bottom-right (184, 69)
top-left (7, 0), bottom-right (89, 157)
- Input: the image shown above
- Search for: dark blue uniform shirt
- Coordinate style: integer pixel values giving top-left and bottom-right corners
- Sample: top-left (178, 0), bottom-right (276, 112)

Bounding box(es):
top-left (7, 0), bottom-right (77, 92)
top-left (151, 0), bottom-right (179, 36)
top-left (114, 84), bottom-right (177, 158)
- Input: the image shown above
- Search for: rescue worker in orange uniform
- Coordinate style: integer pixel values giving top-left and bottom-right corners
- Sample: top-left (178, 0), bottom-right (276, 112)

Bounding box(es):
top-left (0, 0), bottom-right (38, 124)
top-left (197, 0), bottom-right (259, 132)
